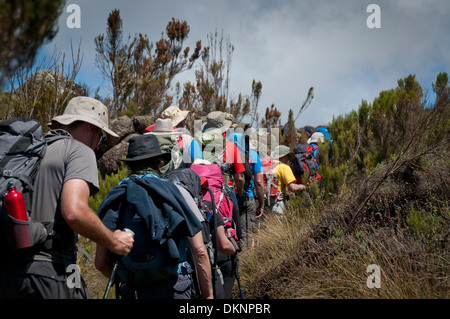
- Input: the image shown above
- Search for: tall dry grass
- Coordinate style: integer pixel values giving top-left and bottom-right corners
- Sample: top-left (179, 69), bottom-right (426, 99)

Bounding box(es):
top-left (238, 154), bottom-right (449, 299)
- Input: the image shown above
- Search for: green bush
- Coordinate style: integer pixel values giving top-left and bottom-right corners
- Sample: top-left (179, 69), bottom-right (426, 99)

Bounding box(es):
top-left (88, 163), bottom-right (129, 213)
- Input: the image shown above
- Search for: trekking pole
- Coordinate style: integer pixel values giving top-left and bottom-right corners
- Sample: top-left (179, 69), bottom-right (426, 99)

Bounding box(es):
top-left (233, 255), bottom-right (244, 299)
top-left (244, 134), bottom-right (250, 249)
top-left (236, 271), bottom-right (244, 300)
top-left (103, 228), bottom-right (134, 299)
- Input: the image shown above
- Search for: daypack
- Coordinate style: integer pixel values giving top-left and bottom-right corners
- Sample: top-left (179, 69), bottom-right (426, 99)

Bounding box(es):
top-left (163, 167), bottom-right (216, 260)
top-left (260, 157), bottom-right (282, 206)
top-left (163, 167), bottom-right (228, 296)
top-left (97, 174), bottom-right (199, 285)
top-left (190, 164), bottom-right (239, 245)
top-left (291, 144), bottom-right (319, 179)
top-left (195, 131), bottom-right (228, 168)
top-left (0, 118), bottom-right (49, 251)
top-left (151, 133), bottom-right (185, 173)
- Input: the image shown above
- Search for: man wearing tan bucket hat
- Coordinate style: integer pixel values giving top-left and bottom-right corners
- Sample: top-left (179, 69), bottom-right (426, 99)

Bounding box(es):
top-left (144, 105), bottom-right (189, 134)
top-left (268, 145), bottom-right (307, 214)
top-left (146, 118), bottom-right (202, 172)
top-left (0, 97), bottom-right (134, 299)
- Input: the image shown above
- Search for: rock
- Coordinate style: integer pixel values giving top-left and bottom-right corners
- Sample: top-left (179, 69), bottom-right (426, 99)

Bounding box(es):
top-left (110, 116), bottom-right (135, 138)
top-left (98, 133), bottom-right (139, 176)
top-left (132, 116), bottom-right (152, 134)
top-left (94, 115), bottom-right (153, 176)
top-left (32, 69), bottom-right (88, 97)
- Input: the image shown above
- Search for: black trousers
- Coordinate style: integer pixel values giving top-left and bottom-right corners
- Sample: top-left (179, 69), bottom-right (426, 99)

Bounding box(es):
top-left (0, 260), bottom-right (90, 299)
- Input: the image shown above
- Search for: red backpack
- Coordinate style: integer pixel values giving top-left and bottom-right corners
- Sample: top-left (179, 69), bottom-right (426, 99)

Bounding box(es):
top-left (291, 144), bottom-right (322, 184)
top-left (260, 157), bottom-right (282, 206)
top-left (190, 164), bottom-right (239, 242)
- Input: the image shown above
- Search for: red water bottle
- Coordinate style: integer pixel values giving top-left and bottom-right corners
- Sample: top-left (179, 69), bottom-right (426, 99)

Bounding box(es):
top-left (4, 182), bottom-right (33, 249)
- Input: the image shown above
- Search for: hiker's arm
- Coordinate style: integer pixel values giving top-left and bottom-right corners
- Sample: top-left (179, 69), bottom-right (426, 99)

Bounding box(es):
top-left (60, 179), bottom-right (134, 256)
top-left (254, 172), bottom-right (265, 218)
top-left (287, 182), bottom-right (307, 193)
top-left (95, 244), bottom-right (112, 278)
top-left (188, 232), bottom-right (213, 299)
top-left (216, 225), bottom-right (236, 255)
top-left (233, 172), bottom-right (245, 196)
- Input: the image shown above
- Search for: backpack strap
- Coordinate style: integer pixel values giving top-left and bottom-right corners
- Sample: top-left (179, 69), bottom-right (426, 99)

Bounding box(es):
top-left (1, 169), bottom-right (35, 192)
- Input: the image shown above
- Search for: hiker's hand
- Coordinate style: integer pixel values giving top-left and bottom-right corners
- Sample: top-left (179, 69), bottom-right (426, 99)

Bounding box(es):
top-left (111, 230), bottom-right (134, 256)
top-left (255, 207), bottom-right (264, 219)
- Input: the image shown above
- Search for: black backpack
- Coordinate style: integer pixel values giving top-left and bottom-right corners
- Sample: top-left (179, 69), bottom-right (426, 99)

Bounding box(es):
top-left (98, 174), bottom-right (199, 286)
top-left (163, 168), bottom-right (226, 297)
top-left (163, 168), bottom-right (217, 262)
top-left (291, 144), bottom-right (319, 178)
top-left (0, 118), bottom-right (48, 250)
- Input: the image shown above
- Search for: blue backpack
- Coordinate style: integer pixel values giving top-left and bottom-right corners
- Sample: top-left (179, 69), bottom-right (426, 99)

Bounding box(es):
top-left (315, 126), bottom-right (333, 146)
top-left (97, 175), bottom-right (197, 285)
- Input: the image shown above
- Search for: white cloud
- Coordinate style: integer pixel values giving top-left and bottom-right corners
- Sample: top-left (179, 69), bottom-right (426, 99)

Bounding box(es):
top-left (38, 0), bottom-right (450, 128)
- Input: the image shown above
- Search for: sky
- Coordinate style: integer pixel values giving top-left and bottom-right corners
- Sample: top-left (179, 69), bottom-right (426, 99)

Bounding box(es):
top-left (38, 0), bottom-right (450, 128)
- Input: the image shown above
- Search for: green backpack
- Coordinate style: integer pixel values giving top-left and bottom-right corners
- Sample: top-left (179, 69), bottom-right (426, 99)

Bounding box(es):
top-left (195, 131), bottom-right (227, 166)
top-left (153, 134), bottom-right (184, 174)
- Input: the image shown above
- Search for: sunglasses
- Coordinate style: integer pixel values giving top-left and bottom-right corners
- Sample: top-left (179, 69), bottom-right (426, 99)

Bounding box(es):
top-left (97, 129), bottom-right (107, 146)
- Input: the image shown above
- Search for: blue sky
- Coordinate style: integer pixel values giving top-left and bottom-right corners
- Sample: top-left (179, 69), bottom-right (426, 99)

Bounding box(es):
top-left (38, 0), bottom-right (450, 128)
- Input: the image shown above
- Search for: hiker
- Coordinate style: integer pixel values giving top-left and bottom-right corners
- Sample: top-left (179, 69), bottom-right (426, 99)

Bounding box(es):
top-left (95, 134), bottom-right (213, 299)
top-left (0, 97), bottom-right (134, 299)
top-left (145, 105), bottom-right (189, 134)
top-left (197, 111), bottom-right (245, 197)
top-left (304, 126), bottom-right (314, 139)
top-left (191, 161), bottom-right (242, 299)
top-left (163, 167), bottom-right (237, 299)
top-left (307, 131), bottom-right (325, 161)
top-left (161, 105), bottom-right (203, 161)
top-left (144, 105), bottom-right (202, 161)
top-left (162, 105), bottom-right (190, 134)
top-left (146, 118), bottom-right (202, 173)
top-left (227, 131), bottom-right (265, 246)
top-left (268, 145), bottom-right (308, 214)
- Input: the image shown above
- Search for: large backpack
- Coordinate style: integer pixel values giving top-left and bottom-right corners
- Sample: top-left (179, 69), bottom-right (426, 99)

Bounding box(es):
top-left (163, 167), bottom-right (224, 296)
top-left (0, 118), bottom-right (49, 250)
top-left (98, 174), bottom-right (197, 285)
top-left (260, 157), bottom-right (282, 206)
top-left (195, 131), bottom-right (227, 167)
top-left (163, 168), bottom-right (216, 260)
top-left (151, 133), bottom-right (185, 174)
top-left (291, 144), bottom-right (319, 179)
top-left (190, 164), bottom-right (239, 245)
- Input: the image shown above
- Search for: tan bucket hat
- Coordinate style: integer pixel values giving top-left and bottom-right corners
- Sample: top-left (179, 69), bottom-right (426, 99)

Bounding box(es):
top-left (146, 118), bottom-right (183, 136)
top-left (161, 105), bottom-right (189, 127)
top-left (202, 111), bottom-right (233, 132)
top-left (49, 96), bottom-right (119, 146)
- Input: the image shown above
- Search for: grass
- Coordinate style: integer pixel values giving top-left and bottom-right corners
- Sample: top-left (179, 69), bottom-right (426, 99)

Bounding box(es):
top-left (237, 156), bottom-right (449, 299)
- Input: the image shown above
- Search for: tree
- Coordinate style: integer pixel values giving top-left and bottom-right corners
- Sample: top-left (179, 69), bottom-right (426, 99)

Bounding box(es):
top-left (5, 41), bottom-right (85, 128)
top-left (249, 79), bottom-right (262, 126)
top-left (94, 9), bottom-right (131, 116)
top-left (95, 10), bottom-right (202, 118)
top-left (432, 72), bottom-right (449, 106)
top-left (178, 30), bottom-right (255, 126)
top-left (294, 87), bottom-right (314, 123)
top-left (261, 103), bottom-right (281, 129)
top-left (284, 109), bottom-right (297, 148)
top-left (0, 0), bottom-right (65, 87)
